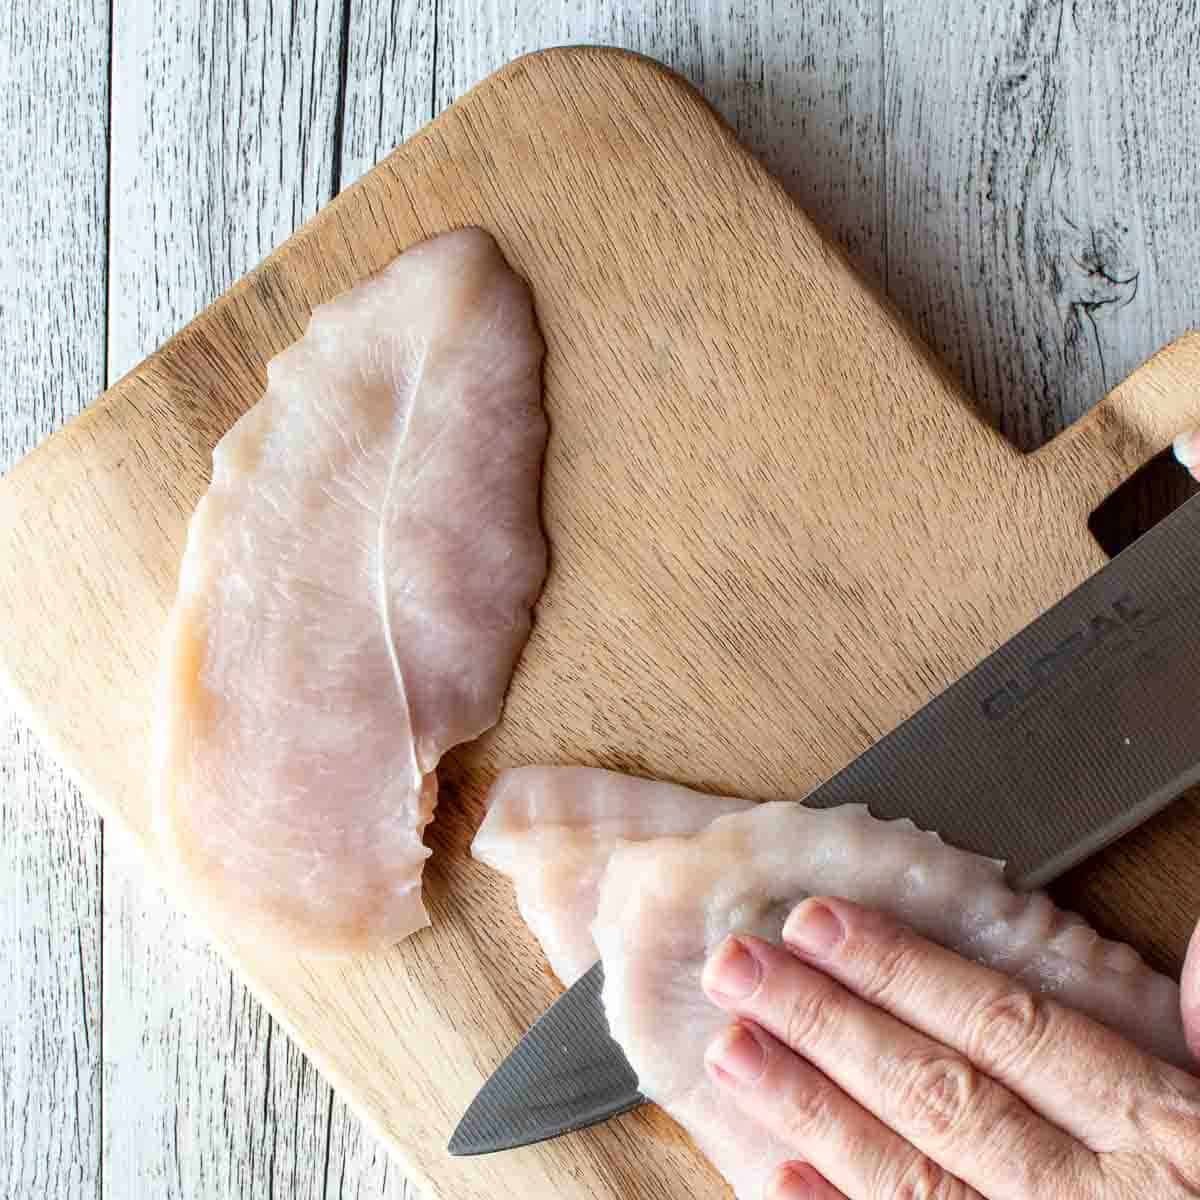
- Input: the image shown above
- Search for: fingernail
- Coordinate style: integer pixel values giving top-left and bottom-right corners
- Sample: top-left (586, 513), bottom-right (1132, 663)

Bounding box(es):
top-left (705, 1023), bottom-right (766, 1083)
top-left (702, 936), bottom-right (762, 1001)
top-left (769, 1163), bottom-right (822, 1200)
top-left (1174, 430), bottom-right (1199, 469)
top-left (783, 900), bottom-right (843, 959)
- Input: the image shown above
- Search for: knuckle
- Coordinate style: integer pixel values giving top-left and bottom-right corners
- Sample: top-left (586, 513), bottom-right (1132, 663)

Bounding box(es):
top-left (893, 1052), bottom-right (982, 1142)
top-left (1140, 1066), bottom-right (1200, 1178)
top-left (782, 984), bottom-right (836, 1051)
top-left (776, 1075), bottom-right (830, 1145)
top-left (1006, 1124), bottom-right (1089, 1197)
top-left (966, 986), bottom-right (1049, 1074)
top-left (882, 1151), bottom-right (970, 1200)
top-left (854, 921), bottom-right (921, 1004)
top-left (1104, 1153), bottom-right (1200, 1200)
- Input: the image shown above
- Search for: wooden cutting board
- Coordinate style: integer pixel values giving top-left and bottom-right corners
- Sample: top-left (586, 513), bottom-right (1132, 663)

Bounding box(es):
top-left (2, 46), bottom-right (1199, 1200)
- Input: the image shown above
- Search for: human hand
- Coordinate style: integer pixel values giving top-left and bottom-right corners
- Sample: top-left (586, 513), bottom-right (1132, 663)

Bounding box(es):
top-left (701, 896), bottom-right (1200, 1199)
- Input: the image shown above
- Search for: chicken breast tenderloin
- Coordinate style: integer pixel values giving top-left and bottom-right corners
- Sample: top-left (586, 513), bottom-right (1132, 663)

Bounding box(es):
top-left (156, 229), bottom-right (547, 954)
top-left (475, 767), bottom-right (1191, 1200)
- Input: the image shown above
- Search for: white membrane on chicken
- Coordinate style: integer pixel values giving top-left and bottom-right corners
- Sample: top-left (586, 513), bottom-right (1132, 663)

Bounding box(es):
top-left (475, 768), bottom-right (1190, 1199)
top-left (156, 229), bottom-right (547, 954)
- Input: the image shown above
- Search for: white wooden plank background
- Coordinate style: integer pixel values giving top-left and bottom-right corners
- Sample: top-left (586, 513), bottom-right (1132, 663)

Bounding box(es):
top-left (1, 5), bottom-right (107, 1198)
top-left (2, 2), bottom-right (1199, 1197)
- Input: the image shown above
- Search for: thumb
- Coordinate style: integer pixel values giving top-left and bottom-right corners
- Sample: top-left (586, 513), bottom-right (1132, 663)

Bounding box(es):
top-left (1183, 918), bottom-right (1200, 1067)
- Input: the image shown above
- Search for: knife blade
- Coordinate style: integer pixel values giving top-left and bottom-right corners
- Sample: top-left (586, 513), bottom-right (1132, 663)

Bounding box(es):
top-left (448, 956), bottom-right (642, 1156)
top-left (450, 490), bottom-right (1200, 1156)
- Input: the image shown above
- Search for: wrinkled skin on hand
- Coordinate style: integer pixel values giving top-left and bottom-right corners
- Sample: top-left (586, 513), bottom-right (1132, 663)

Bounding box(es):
top-left (702, 897), bottom-right (1200, 1200)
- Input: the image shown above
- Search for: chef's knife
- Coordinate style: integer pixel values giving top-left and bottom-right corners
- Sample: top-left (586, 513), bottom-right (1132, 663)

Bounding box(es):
top-left (450, 489), bottom-right (1200, 1157)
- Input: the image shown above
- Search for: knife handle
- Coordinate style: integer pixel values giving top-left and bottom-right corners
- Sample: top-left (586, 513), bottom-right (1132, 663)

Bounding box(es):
top-left (1029, 330), bottom-right (1200, 518)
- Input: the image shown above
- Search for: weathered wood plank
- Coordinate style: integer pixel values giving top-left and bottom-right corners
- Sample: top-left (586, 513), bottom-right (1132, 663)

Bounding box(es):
top-left (0, 3), bottom-right (108, 1198)
top-left (325, 1095), bottom-right (415, 1199)
top-left (338, 0), bottom-right (436, 187)
top-left (103, 4), bottom-right (385, 1198)
top-left (884, 0), bottom-right (1200, 450)
top-left (433, 0), bottom-right (884, 281)
top-left (0, 730), bottom-right (102, 1200)
top-left (107, 0), bottom-right (343, 377)
top-left (102, 833), bottom-right (333, 1198)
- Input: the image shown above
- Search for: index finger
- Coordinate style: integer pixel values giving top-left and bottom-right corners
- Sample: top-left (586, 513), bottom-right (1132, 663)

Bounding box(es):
top-left (782, 896), bottom-right (1194, 1153)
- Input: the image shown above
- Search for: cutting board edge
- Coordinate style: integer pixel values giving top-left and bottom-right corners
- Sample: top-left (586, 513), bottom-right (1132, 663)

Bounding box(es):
top-left (1027, 330), bottom-right (1200, 516)
top-left (0, 48), bottom-right (710, 495)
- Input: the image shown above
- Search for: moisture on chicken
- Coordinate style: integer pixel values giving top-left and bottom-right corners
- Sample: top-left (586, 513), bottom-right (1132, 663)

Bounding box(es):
top-left (474, 767), bottom-right (1191, 1200)
top-left (155, 228), bottom-right (547, 954)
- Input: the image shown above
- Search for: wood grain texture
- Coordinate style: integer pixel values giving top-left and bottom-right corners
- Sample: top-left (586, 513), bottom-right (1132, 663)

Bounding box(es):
top-left (435, 0), bottom-right (883, 279)
top-left (103, 4), bottom-right (408, 1197)
top-left (107, 0), bottom-right (343, 378)
top-left (0, 4), bottom-right (107, 1198)
top-left (2, 47), bottom-right (1198, 1200)
top-left (884, 1), bottom-right (1200, 451)
top-left (103, 829), bottom-right (329, 1199)
top-left (339, 0), bottom-right (435, 187)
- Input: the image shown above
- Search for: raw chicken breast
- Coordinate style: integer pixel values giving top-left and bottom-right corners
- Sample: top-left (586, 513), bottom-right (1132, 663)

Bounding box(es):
top-left (476, 768), bottom-right (1191, 1200)
top-left (155, 228), bottom-right (547, 954)
top-left (473, 766), bottom-right (752, 983)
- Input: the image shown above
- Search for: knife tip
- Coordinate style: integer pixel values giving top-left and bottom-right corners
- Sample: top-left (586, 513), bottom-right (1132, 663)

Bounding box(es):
top-left (446, 1109), bottom-right (508, 1157)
